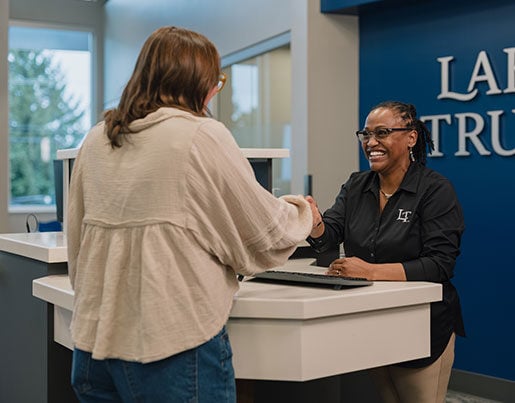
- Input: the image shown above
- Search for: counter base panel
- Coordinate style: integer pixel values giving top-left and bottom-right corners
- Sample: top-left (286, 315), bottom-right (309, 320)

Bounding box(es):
top-left (229, 304), bottom-right (430, 381)
top-left (0, 251), bottom-right (75, 403)
top-left (52, 302), bottom-right (430, 382)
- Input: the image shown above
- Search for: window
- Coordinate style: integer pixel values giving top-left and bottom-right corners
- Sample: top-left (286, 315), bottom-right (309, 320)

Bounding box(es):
top-left (8, 24), bottom-right (92, 211)
top-left (217, 37), bottom-right (291, 196)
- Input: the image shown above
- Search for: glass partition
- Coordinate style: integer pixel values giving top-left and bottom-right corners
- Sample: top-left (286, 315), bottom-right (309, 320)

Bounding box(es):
top-left (217, 43), bottom-right (291, 196)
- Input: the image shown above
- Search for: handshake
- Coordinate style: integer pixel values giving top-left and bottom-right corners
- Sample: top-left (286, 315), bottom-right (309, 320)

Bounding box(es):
top-left (305, 195), bottom-right (324, 238)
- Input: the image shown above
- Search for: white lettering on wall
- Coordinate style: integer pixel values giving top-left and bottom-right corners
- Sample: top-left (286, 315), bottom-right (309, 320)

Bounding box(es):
top-left (434, 47), bottom-right (515, 158)
top-left (423, 110), bottom-right (515, 157)
top-left (437, 56), bottom-right (477, 101)
top-left (455, 113), bottom-right (491, 156)
top-left (503, 47), bottom-right (515, 93)
top-left (438, 48), bottom-right (515, 100)
top-left (490, 110), bottom-right (515, 156)
top-left (467, 51), bottom-right (502, 95)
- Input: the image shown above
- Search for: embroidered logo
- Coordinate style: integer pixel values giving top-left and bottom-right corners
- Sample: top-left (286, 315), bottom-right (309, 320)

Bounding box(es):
top-left (396, 209), bottom-right (412, 223)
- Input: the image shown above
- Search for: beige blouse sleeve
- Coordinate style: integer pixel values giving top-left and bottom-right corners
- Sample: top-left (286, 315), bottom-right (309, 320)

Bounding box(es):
top-left (185, 120), bottom-right (312, 276)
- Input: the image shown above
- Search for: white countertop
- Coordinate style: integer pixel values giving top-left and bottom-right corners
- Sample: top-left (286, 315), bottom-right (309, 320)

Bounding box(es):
top-left (0, 232), bottom-right (67, 263)
top-left (31, 259), bottom-right (442, 381)
top-left (234, 279), bottom-right (441, 319)
top-left (33, 260), bottom-right (441, 320)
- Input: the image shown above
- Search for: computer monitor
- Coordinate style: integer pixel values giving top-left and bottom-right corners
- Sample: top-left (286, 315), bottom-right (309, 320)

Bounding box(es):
top-left (53, 160), bottom-right (64, 223)
top-left (53, 158), bottom-right (74, 224)
top-left (248, 158), bottom-right (273, 192)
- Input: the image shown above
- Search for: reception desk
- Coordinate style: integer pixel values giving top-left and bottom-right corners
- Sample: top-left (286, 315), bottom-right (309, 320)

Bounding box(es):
top-left (0, 232), bottom-right (72, 403)
top-left (1, 232), bottom-right (442, 402)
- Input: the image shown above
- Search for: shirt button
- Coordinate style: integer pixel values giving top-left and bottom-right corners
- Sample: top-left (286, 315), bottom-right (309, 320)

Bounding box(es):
top-left (370, 252), bottom-right (375, 258)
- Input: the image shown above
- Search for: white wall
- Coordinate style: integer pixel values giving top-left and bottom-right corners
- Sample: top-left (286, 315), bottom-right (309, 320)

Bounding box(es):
top-left (103, 0), bottom-right (294, 108)
top-left (104, 0), bottom-right (359, 210)
top-left (306, 2), bottom-right (359, 209)
top-left (292, 0), bottom-right (359, 209)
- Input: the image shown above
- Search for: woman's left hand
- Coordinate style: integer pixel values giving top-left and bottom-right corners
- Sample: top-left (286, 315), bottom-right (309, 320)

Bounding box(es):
top-left (326, 257), bottom-right (373, 280)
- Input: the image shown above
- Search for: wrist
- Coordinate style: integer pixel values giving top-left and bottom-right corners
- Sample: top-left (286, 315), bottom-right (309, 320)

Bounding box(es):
top-left (310, 221), bottom-right (324, 238)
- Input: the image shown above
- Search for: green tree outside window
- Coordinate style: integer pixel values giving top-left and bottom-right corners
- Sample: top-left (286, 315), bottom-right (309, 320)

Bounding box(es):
top-left (8, 49), bottom-right (86, 206)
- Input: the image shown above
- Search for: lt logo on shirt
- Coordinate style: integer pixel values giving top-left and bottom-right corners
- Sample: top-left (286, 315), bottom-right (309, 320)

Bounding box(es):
top-left (396, 209), bottom-right (412, 223)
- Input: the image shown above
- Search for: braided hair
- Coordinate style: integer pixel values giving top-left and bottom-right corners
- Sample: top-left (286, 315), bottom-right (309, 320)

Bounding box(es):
top-left (371, 101), bottom-right (434, 165)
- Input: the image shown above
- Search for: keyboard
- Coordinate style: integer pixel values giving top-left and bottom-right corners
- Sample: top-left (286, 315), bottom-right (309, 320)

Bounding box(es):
top-left (250, 270), bottom-right (372, 290)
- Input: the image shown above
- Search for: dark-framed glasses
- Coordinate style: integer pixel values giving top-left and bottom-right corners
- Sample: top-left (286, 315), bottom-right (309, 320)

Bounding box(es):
top-left (217, 72), bottom-right (227, 92)
top-left (355, 127), bottom-right (413, 143)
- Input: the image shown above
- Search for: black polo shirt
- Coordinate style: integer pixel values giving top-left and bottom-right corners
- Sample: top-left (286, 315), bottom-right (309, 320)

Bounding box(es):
top-left (307, 162), bottom-right (465, 367)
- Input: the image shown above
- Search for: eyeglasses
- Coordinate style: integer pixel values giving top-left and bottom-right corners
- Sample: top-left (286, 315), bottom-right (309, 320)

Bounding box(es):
top-left (217, 72), bottom-right (227, 92)
top-left (355, 127), bottom-right (413, 143)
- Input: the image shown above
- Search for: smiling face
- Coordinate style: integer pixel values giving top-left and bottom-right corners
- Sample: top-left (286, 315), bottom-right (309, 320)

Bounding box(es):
top-left (362, 107), bottom-right (418, 176)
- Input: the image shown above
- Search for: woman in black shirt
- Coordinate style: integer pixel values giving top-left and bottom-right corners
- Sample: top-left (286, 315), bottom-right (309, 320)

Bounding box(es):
top-left (307, 101), bottom-right (465, 403)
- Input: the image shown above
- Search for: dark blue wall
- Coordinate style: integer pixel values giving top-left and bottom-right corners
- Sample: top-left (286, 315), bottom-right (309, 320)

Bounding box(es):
top-left (324, 0), bottom-right (515, 382)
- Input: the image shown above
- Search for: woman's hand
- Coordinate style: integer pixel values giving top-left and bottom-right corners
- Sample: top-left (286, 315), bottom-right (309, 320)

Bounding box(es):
top-left (326, 257), bottom-right (374, 280)
top-left (305, 195), bottom-right (324, 238)
top-left (326, 257), bottom-right (407, 281)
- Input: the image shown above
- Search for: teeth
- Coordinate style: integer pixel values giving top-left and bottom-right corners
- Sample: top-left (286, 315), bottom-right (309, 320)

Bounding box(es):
top-left (369, 151), bottom-right (385, 157)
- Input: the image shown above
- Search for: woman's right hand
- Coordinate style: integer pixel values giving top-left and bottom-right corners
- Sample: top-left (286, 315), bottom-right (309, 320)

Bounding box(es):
top-left (305, 196), bottom-right (324, 238)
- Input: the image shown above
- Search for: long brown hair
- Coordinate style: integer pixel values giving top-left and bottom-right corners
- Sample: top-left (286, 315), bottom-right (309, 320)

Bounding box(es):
top-left (104, 26), bottom-right (221, 148)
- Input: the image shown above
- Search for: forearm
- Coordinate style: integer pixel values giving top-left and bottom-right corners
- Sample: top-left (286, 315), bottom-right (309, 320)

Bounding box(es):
top-left (370, 262), bottom-right (407, 281)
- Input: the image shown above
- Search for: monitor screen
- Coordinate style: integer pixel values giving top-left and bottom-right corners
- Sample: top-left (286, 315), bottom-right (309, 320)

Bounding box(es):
top-left (248, 158), bottom-right (272, 192)
top-left (53, 158), bottom-right (74, 224)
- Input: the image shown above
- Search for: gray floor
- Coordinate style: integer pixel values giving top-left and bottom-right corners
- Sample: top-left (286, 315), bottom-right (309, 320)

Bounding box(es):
top-left (446, 390), bottom-right (503, 403)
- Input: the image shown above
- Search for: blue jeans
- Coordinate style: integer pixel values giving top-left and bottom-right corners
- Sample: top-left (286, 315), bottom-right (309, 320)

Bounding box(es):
top-left (71, 326), bottom-right (236, 403)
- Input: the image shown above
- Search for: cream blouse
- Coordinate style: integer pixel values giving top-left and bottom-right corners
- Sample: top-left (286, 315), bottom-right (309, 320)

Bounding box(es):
top-left (67, 107), bottom-right (312, 363)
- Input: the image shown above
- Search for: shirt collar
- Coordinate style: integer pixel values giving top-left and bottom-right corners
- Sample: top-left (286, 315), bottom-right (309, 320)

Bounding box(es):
top-left (364, 163), bottom-right (421, 195)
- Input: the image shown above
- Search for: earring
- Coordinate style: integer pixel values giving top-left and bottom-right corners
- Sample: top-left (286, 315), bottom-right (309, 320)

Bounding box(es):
top-left (409, 147), bottom-right (415, 162)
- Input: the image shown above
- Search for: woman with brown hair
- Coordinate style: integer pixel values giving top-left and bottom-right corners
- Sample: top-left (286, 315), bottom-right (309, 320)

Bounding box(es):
top-left (67, 26), bottom-right (313, 402)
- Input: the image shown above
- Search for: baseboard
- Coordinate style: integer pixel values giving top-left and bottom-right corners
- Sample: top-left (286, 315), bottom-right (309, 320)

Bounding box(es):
top-left (449, 369), bottom-right (515, 402)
